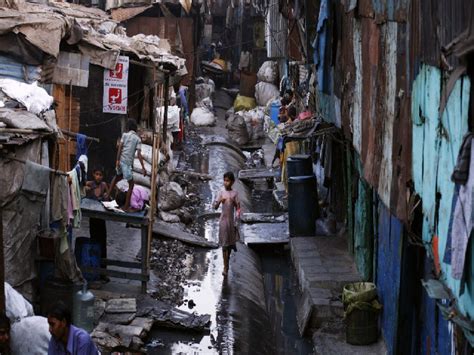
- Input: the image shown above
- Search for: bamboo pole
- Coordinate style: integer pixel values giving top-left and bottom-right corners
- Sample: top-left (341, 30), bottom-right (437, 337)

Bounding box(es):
top-left (146, 71), bottom-right (162, 271)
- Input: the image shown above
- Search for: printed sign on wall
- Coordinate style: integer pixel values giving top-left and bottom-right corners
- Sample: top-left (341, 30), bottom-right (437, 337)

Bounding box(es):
top-left (103, 56), bottom-right (129, 114)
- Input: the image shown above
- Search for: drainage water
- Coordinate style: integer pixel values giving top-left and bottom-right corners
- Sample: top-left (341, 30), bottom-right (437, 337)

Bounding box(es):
top-left (147, 142), bottom-right (311, 354)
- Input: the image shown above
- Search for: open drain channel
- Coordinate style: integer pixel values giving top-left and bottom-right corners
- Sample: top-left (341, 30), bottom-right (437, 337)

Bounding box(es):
top-left (147, 142), bottom-right (312, 354)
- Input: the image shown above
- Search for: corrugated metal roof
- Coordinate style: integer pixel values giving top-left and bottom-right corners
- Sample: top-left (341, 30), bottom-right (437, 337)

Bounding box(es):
top-left (0, 55), bottom-right (42, 84)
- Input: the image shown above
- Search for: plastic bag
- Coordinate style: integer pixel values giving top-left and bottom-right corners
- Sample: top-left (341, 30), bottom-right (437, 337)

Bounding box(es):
top-left (233, 95), bottom-right (256, 112)
top-left (159, 182), bottom-right (185, 211)
top-left (190, 107), bottom-right (216, 126)
top-left (226, 113), bottom-right (249, 145)
top-left (257, 61), bottom-right (278, 83)
top-left (0, 79), bottom-right (53, 114)
top-left (255, 82), bottom-right (280, 107)
top-left (10, 316), bottom-right (51, 355)
top-left (5, 282), bottom-right (34, 322)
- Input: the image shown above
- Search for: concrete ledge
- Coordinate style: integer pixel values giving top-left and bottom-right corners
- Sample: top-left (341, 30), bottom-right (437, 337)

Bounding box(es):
top-left (313, 331), bottom-right (387, 355)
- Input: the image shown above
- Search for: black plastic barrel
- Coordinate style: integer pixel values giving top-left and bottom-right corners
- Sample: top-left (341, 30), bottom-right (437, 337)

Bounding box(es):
top-left (288, 175), bottom-right (319, 237)
top-left (287, 154), bottom-right (313, 178)
top-left (75, 237), bottom-right (101, 282)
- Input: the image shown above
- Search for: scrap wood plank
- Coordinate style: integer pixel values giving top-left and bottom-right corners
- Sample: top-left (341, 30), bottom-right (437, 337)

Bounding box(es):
top-left (241, 212), bottom-right (287, 224)
top-left (153, 221), bottom-right (218, 248)
top-left (137, 296), bottom-right (211, 332)
top-left (238, 168), bottom-right (275, 181)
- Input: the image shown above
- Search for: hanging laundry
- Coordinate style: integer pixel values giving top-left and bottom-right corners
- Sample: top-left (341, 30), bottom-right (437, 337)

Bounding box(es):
top-left (75, 133), bottom-right (88, 160)
top-left (67, 168), bottom-right (82, 228)
top-left (50, 175), bottom-right (69, 228)
top-left (451, 141), bottom-right (474, 279)
top-left (444, 184), bottom-right (460, 265)
top-left (451, 132), bottom-right (474, 184)
top-left (21, 160), bottom-right (50, 197)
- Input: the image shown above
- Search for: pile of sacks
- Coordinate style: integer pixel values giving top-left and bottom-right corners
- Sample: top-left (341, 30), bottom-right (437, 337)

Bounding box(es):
top-left (227, 61), bottom-right (279, 145)
top-left (191, 77), bottom-right (216, 126)
top-left (255, 61), bottom-right (280, 107)
top-left (5, 283), bottom-right (51, 354)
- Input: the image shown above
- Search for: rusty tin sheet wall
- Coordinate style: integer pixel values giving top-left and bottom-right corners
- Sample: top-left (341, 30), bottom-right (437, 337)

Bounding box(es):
top-left (337, 5), bottom-right (413, 222)
top-left (358, 0), bottom-right (409, 22)
top-left (410, 0), bottom-right (471, 69)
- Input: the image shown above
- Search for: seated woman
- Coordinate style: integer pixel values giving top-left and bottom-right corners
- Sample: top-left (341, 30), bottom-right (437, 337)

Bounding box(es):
top-left (116, 185), bottom-right (150, 212)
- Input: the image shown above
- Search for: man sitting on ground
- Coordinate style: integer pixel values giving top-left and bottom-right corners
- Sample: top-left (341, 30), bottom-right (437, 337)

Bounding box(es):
top-left (47, 302), bottom-right (98, 355)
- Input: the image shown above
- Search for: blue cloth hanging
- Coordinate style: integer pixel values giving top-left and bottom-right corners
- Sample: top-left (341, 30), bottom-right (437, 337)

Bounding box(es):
top-left (76, 133), bottom-right (88, 160)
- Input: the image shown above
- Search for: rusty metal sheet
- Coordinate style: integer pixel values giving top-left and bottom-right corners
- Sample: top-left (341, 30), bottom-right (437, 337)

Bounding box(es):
top-left (110, 6), bottom-right (152, 22)
top-left (391, 22), bottom-right (411, 221)
top-left (360, 18), bottom-right (381, 188)
top-left (377, 21), bottom-right (397, 210)
top-left (351, 16), bottom-right (362, 155)
top-left (339, 10), bottom-right (355, 140)
top-left (358, 0), bottom-right (408, 22)
top-left (411, 0), bottom-right (471, 68)
top-left (126, 17), bottom-right (194, 85)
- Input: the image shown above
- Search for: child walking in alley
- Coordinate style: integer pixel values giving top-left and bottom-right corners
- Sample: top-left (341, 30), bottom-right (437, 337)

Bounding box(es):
top-left (108, 118), bottom-right (147, 211)
top-left (213, 172), bottom-right (241, 277)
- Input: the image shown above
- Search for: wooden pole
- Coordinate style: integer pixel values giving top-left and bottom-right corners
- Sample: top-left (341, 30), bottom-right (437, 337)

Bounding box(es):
top-left (146, 70), bottom-right (161, 271)
top-left (162, 75), bottom-right (170, 144)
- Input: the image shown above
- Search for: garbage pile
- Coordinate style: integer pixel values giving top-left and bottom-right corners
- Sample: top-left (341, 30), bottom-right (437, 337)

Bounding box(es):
top-left (225, 61), bottom-right (281, 146)
top-left (190, 77), bottom-right (216, 127)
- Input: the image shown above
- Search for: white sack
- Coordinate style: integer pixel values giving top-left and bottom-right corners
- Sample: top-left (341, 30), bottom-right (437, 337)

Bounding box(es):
top-left (0, 79), bottom-right (53, 114)
top-left (257, 61), bottom-right (278, 83)
top-left (255, 82), bottom-right (280, 107)
top-left (242, 109), bottom-right (265, 141)
top-left (133, 158), bottom-right (152, 176)
top-left (191, 107), bottom-right (216, 126)
top-left (5, 282), bottom-right (34, 322)
top-left (157, 105), bottom-right (181, 132)
top-left (10, 316), bottom-right (51, 355)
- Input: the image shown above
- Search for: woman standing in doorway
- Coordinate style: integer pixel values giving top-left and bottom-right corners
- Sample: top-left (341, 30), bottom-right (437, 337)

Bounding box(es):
top-left (214, 172), bottom-right (241, 277)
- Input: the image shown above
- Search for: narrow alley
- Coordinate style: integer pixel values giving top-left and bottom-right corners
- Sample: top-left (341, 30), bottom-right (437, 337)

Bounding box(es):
top-left (0, 1), bottom-right (474, 355)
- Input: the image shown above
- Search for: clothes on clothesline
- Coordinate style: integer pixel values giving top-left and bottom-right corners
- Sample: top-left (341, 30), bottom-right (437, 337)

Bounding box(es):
top-left (452, 132), bottom-right (474, 184)
top-left (76, 133), bottom-right (88, 160)
top-left (51, 174), bottom-right (70, 228)
top-left (68, 168), bottom-right (82, 228)
top-left (21, 160), bottom-right (50, 197)
top-left (450, 141), bottom-right (474, 280)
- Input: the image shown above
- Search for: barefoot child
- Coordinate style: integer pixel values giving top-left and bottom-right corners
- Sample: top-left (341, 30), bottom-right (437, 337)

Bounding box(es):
top-left (85, 167), bottom-right (109, 201)
top-left (108, 118), bottom-right (147, 211)
top-left (84, 167), bottom-right (109, 281)
top-left (213, 171), bottom-right (241, 276)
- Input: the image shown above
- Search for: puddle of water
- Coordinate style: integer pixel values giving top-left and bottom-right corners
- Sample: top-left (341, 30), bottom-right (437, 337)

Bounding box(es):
top-left (257, 245), bottom-right (314, 355)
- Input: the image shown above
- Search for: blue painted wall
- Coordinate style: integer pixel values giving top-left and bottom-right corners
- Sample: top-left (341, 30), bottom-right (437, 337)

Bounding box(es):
top-left (376, 202), bottom-right (403, 354)
top-left (412, 64), bottom-right (474, 324)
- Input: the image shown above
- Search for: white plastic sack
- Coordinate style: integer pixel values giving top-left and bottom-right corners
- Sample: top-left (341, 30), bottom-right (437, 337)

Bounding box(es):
top-left (5, 282), bottom-right (34, 322)
top-left (191, 107), bottom-right (216, 126)
top-left (159, 182), bottom-right (185, 211)
top-left (257, 61), bottom-right (278, 83)
top-left (136, 144), bottom-right (165, 165)
top-left (255, 82), bottom-right (280, 107)
top-left (0, 79), bottom-right (53, 115)
top-left (133, 158), bottom-right (152, 176)
top-left (196, 97), bottom-right (214, 111)
top-left (10, 316), bottom-right (51, 355)
top-left (157, 105), bottom-right (181, 132)
top-left (242, 109), bottom-right (265, 141)
top-left (195, 78), bottom-right (215, 102)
